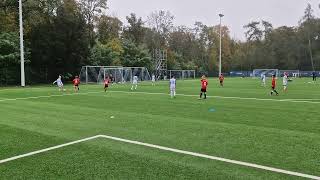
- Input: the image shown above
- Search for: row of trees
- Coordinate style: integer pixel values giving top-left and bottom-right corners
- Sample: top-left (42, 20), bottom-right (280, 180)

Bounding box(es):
top-left (0, 0), bottom-right (319, 85)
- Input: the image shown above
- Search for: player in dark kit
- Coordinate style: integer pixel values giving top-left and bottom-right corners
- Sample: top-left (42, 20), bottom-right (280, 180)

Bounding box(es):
top-left (270, 75), bottom-right (279, 96)
top-left (104, 77), bottom-right (110, 92)
top-left (219, 74), bottom-right (224, 87)
top-left (312, 71), bottom-right (317, 81)
top-left (199, 75), bottom-right (208, 99)
top-left (73, 76), bottom-right (80, 92)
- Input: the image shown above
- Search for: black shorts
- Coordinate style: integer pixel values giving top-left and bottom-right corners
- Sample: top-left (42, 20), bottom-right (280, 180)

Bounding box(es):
top-left (272, 86), bottom-right (275, 90)
top-left (74, 84), bottom-right (79, 87)
top-left (104, 84), bottom-right (108, 88)
top-left (220, 81), bottom-right (223, 83)
top-left (201, 88), bottom-right (207, 93)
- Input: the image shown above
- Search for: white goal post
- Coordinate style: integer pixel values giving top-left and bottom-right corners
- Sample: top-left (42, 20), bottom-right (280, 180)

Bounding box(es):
top-left (252, 69), bottom-right (279, 78)
top-left (79, 66), bottom-right (152, 84)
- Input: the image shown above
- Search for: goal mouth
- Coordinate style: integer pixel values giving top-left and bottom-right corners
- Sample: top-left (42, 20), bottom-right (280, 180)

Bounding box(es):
top-left (79, 66), bottom-right (152, 84)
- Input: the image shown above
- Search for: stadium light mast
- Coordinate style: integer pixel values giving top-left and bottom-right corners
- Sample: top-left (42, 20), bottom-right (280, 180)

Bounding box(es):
top-left (19, 0), bottom-right (25, 87)
top-left (218, 13), bottom-right (224, 77)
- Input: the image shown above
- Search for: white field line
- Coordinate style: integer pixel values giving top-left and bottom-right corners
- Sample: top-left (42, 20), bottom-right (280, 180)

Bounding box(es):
top-left (0, 91), bottom-right (103, 102)
top-left (109, 90), bottom-right (320, 104)
top-left (1, 89), bottom-right (320, 104)
top-left (0, 135), bottom-right (101, 164)
top-left (0, 87), bottom-right (43, 92)
top-left (0, 135), bottom-right (319, 179)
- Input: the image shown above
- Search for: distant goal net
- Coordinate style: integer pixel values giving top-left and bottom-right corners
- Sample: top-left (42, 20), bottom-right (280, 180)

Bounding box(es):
top-left (168, 70), bottom-right (196, 80)
top-left (252, 69), bottom-right (279, 78)
top-left (80, 66), bottom-right (151, 84)
top-left (279, 70), bottom-right (300, 78)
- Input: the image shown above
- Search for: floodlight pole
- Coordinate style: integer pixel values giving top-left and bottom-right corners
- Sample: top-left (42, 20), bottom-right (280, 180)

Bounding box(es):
top-left (219, 14), bottom-right (224, 77)
top-left (19, 0), bottom-right (25, 87)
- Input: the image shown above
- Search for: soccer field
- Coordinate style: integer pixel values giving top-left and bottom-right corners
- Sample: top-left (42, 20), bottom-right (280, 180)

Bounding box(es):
top-left (0, 78), bottom-right (319, 179)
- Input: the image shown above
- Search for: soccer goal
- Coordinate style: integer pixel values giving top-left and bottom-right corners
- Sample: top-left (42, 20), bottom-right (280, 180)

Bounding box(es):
top-left (252, 69), bottom-right (279, 78)
top-left (80, 66), bottom-right (152, 84)
top-left (279, 70), bottom-right (300, 78)
top-left (168, 70), bottom-right (196, 80)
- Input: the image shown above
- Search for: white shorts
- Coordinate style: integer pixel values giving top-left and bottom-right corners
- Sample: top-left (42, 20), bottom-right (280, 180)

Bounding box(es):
top-left (170, 86), bottom-right (176, 91)
top-left (57, 83), bottom-right (63, 87)
top-left (133, 81), bottom-right (138, 85)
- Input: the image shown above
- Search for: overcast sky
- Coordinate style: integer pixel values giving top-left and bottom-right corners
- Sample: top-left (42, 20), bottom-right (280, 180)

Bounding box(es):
top-left (108, 0), bottom-right (320, 40)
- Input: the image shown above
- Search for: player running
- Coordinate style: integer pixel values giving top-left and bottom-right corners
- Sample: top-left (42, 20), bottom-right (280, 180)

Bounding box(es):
top-left (131, 75), bottom-right (138, 90)
top-left (152, 74), bottom-right (156, 86)
top-left (72, 76), bottom-right (80, 92)
top-left (104, 77), bottom-right (110, 92)
top-left (200, 75), bottom-right (208, 99)
top-left (261, 73), bottom-right (266, 87)
top-left (219, 74), bottom-right (224, 87)
top-left (283, 72), bottom-right (288, 92)
top-left (53, 75), bottom-right (64, 91)
top-left (270, 75), bottom-right (279, 96)
top-left (169, 76), bottom-right (176, 98)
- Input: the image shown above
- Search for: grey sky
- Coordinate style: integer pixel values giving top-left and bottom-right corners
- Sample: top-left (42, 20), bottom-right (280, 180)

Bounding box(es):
top-left (108, 0), bottom-right (320, 40)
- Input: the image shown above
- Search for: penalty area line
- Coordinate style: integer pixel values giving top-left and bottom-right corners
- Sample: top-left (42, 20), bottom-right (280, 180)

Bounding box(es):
top-left (0, 135), bottom-right (319, 179)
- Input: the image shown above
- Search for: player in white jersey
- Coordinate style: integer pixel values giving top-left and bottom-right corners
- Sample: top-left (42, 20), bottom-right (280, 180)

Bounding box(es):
top-left (261, 73), bottom-right (266, 87)
top-left (169, 76), bottom-right (176, 98)
top-left (53, 75), bottom-right (64, 91)
top-left (152, 74), bottom-right (156, 86)
top-left (131, 76), bottom-right (138, 90)
top-left (283, 72), bottom-right (288, 92)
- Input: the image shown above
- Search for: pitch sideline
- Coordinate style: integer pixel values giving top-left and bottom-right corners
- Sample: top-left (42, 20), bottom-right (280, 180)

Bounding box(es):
top-left (0, 135), bottom-right (319, 179)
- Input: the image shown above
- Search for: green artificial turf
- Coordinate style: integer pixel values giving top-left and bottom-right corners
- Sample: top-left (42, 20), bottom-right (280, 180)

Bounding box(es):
top-left (0, 77), bottom-right (319, 179)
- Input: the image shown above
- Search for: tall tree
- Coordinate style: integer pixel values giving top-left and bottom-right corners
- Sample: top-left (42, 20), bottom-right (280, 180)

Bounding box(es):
top-left (147, 10), bottom-right (174, 47)
top-left (97, 15), bottom-right (122, 44)
top-left (79, 0), bottom-right (108, 47)
top-left (123, 13), bottom-right (146, 45)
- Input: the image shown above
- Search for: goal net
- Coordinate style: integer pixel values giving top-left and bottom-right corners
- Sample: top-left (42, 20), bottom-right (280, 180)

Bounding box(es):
top-left (80, 66), bottom-right (151, 84)
top-left (168, 70), bottom-right (196, 79)
top-left (279, 70), bottom-right (300, 78)
top-left (252, 69), bottom-right (279, 78)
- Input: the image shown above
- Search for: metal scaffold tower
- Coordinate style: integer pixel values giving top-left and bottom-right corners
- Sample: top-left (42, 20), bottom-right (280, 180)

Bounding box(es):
top-left (153, 49), bottom-right (167, 80)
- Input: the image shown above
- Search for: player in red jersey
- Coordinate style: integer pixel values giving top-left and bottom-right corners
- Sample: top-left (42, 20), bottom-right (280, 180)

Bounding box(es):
top-left (200, 75), bottom-right (208, 99)
top-left (270, 74), bottom-right (279, 96)
top-left (219, 73), bottom-right (224, 87)
top-left (72, 76), bottom-right (80, 92)
top-left (104, 77), bottom-right (110, 92)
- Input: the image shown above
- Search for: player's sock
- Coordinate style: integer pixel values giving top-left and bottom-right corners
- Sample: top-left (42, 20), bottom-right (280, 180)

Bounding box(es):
top-left (174, 91), bottom-right (176, 97)
top-left (204, 93), bottom-right (207, 99)
top-left (200, 93), bottom-right (203, 98)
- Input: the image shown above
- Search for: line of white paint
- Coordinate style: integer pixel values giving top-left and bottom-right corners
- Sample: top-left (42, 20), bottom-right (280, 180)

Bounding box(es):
top-left (0, 87), bottom-right (43, 92)
top-left (109, 90), bottom-right (320, 104)
top-left (0, 135), bottom-right (319, 179)
top-left (0, 91), bottom-right (103, 102)
top-left (100, 135), bottom-right (320, 180)
top-left (0, 135), bottom-right (101, 164)
top-left (1, 89), bottom-right (320, 104)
